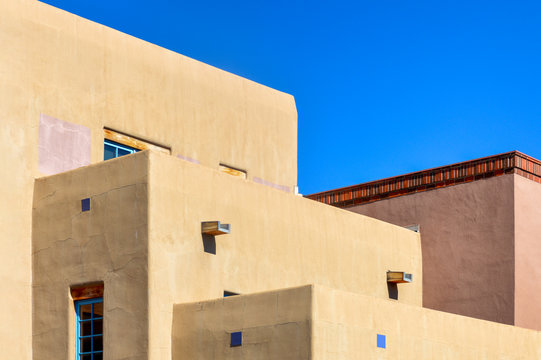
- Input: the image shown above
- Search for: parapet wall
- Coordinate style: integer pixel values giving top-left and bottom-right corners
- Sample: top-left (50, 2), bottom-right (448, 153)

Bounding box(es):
top-left (172, 286), bottom-right (313, 360)
top-left (32, 151), bottom-right (422, 360)
top-left (173, 284), bottom-right (541, 359)
top-left (147, 151), bottom-right (422, 359)
top-left (312, 285), bottom-right (541, 359)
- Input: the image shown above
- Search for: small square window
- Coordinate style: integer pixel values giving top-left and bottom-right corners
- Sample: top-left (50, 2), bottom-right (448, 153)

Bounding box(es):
top-left (377, 334), bottom-right (386, 349)
top-left (81, 198), bottom-right (91, 212)
top-left (230, 331), bottom-right (242, 347)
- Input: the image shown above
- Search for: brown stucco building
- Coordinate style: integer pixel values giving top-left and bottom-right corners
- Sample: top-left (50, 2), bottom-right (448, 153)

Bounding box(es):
top-left (2, 0), bottom-right (541, 359)
top-left (307, 151), bottom-right (541, 331)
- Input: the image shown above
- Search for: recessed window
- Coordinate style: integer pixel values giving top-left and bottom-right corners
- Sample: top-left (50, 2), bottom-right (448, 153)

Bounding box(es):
top-left (104, 139), bottom-right (138, 160)
top-left (72, 283), bottom-right (104, 360)
top-left (230, 331), bottom-right (242, 347)
top-left (75, 297), bottom-right (103, 360)
top-left (377, 334), bottom-right (386, 349)
top-left (104, 128), bottom-right (170, 161)
top-left (81, 198), bottom-right (91, 212)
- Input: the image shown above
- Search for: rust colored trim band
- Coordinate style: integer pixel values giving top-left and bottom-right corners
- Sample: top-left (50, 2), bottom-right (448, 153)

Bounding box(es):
top-left (306, 151), bottom-right (541, 208)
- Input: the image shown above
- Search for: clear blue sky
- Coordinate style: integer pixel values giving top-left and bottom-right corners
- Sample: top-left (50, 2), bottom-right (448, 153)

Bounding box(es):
top-left (41, 0), bottom-right (541, 194)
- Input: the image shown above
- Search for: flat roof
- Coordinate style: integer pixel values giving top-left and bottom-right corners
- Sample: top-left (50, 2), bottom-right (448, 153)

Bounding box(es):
top-left (306, 151), bottom-right (541, 208)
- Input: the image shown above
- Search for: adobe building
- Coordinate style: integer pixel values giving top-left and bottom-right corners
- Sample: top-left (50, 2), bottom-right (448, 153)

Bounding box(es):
top-left (307, 151), bottom-right (541, 331)
top-left (2, 0), bottom-right (541, 359)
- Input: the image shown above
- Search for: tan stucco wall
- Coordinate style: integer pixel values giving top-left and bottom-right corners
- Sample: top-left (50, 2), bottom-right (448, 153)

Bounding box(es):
top-left (2, 0), bottom-right (297, 357)
top-left (33, 153), bottom-right (150, 360)
top-left (514, 175), bottom-right (541, 330)
top-left (6, 0), bottom-right (297, 186)
top-left (313, 285), bottom-right (541, 359)
top-left (347, 175), bottom-right (516, 325)
top-left (172, 286), bottom-right (313, 360)
top-left (147, 151), bottom-right (421, 359)
top-left (31, 151), bottom-right (422, 359)
top-left (173, 284), bottom-right (541, 359)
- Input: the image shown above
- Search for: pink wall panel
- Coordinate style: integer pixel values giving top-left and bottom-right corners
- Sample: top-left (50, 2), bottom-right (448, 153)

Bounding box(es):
top-left (348, 175), bottom-right (516, 325)
top-left (38, 114), bottom-right (90, 175)
top-left (514, 175), bottom-right (541, 331)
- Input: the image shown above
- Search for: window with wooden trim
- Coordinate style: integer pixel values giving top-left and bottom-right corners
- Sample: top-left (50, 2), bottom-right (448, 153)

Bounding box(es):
top-left (72, 284), bottom-right (104, 360)
top-left (103, 128), bottom-right (170, 160)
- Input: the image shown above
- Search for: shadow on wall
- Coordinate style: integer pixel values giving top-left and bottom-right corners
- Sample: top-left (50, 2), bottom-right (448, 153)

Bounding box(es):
top-left (202, 234), bottom-right (216, 255)
top-left (387, 283), bottom-right (398, 300)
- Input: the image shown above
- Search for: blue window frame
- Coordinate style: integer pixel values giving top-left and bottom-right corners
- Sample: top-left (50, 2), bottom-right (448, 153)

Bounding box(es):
top-left (75, 297), bottom-right (103, 360)
top-left (104, 139), bottom-right (138, 160)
